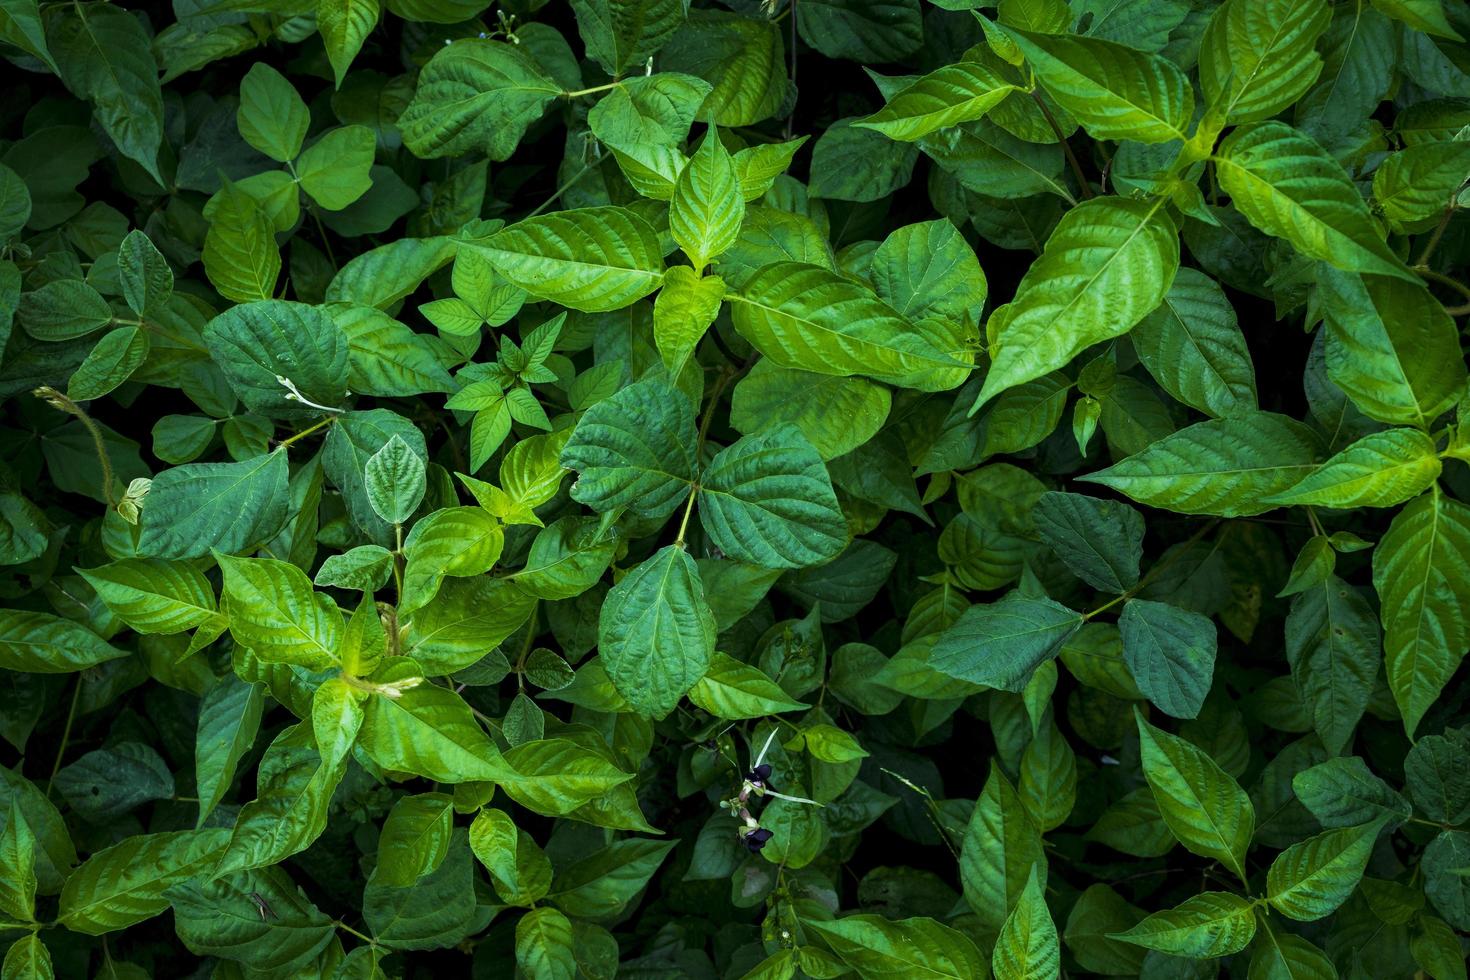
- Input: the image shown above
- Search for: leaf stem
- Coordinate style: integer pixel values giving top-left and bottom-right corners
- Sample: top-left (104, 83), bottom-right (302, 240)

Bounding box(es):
top-left (1031, 90), bottom-right (1092, 200)
top-left (33, 387), bottom-right (116, 505)
top-left (561, 81), bottom-right (621, 99)
top-left (334, 920), bottom-right (380, 947)
top-left (1083, 519), bottom-right (1219, 620)
top-left (1413, 203), bottom-right (1457, 268)
top-left (527, 159), bottom-right (598, 219)
top-left (1415, 266), bottom-right (1470, 314)
top-left (277, 415), bottom-right (337, 449)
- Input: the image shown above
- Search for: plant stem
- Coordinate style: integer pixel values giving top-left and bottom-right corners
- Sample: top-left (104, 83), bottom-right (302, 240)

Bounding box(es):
top-left (335, 920), bottom-right (380, 947)
top-left (45, 678), bottom-right (83, 799)
top-left (1413, 203), bottom-right (1457, 268)
top-left (1084, 519), bottom-right (1219, 620)
top-left (527, 159), bottom-right (597, 219)
top-left (311, 208), bottom-right (338, 271)
top-left (1415, 266), bottom-right (1470, 313)
top-left (1032, 90), bottom-right (1092, 200)
top-left (33, 387), bottom-right (116, 505)
top-left (561, 81), bottom-right (621, 99)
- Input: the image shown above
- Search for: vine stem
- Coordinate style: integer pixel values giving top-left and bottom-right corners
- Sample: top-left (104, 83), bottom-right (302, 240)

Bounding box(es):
top-left (1031, 90), bottom-right (1092, 200)
top-left (1413, 202), bottom-right (1457, 268)
top-left (33, 387), bottom-right (115, 505)
top-left (45, 678), bottom-right (83, 799)
top-left (1415, 266), bottom-right (1470, 314)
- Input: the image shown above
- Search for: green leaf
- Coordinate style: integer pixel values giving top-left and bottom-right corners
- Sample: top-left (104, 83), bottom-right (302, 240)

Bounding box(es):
top-left (1373, 141), bottom-right (1470, 229)
top-left (166, 867), bottom-right (335, 974)
top-left (560, 376), bottom-right (696, 519)
top-left (992, 865), bottom-right (1060, 980)
top-left (671, 125), bottom-right (745, 269)
top-left (46, 2), bottom-right (164, 181)
top-left (1265, 428), bottom-right (1441, 509)
top-left (698, 424), bottom-right (847, 569)
top-left (1136, 712), bottom-right (1255, 882)
top-left (497, 738), bottom-right (634, 815)
top-left (67, 325), bottom-right (148, 401)
top-left (218, 554), bottom-right (342, 670)
top-left (139, 452), bottom-right (289, 560)
top-left (1372, 488), bottom-right (1470, 736)
top-left (1372, 0), bottom-right (1464, 39)
top-left (730, 361), bottom-right (891, 461)
top-left (471, 207), bottom-right (665, 313)
top-left (688, 652), bottom-right (809, 719)
top-left (213, 722), bottom-right (346, 877)
top-left (1111, 892), bottom-right (1256, 958)
top-left (364, 434), bottom-right (426, 525)
top-left (597, 544), bottom-right (714, 718)
top-left (516, 906), bottom-right (577, 980)
top-left (236, 63), bottom-right (309, 163)
top-left (205, 300), bottom-right (350, 419)
top-left (510, 517), bottom-right (615, 601)
top-left (202, 184), bottom-right (280, 303)
top-left (1130, 268), bottom-right (1258, 418)
top-left (1317, 269), bottom-right (1468, 430)
top-left (805, 914), bottom-right (988, 980)
top-left (546, 836), bottom-right (675, 918)
top-left (1081, 412), bottom-right (1322, 517)
top-left (571, 0), bottom-right (685, 76)
top-left (1033, 491), bottom-right (1144, 593)
top-left (653, 266), bottom-right (725, 377)
top-left (931, 592), bottom-right (1083, 692)
top-left (961, 760), bottom-right (1046, 931)
top-left (1005, 28), bottom-right (1193, 142)
top-left (469, 807), bottom-right (550, 905)
top-left (870, 217), bottom-right (988, 323)
top-left (356, 661), bottom-right (506, 782)
top-left (319, 0), bottom-right (380, 87)
top-left (0, 609), bottom-right (125, 673)
top-left (1406, 730), bottom-right (1470, 825)
top-left (117, 230), bottom-right (172, 318)
top-left (18, 279), bottom-right (111, 342)
top-left (400, 577), bottom-right (535, 674)
top-left (0, 929), bottom-right (49, 978)
top-left (1285, 577), bottom-right (1379, 756)
top-left (194, 675), bottom-right (265, 827)
top-left (1293, 756), bottom-right (1411, 831)
top-left (855, 60), bottom-right (1018, 141)
top-left (659, 11), bottom-right (786, 127)
top-left (56, 828), bottom-right (229, 935)
top-left (1266, 822), bottom-right (1377, 920)
top-left (809, 117), bottom-right (920, 202)
top-left (1119, 599), bottom-right (1217, 720)
top-left (375, 793), bottom-right (454, 888)
top-left (77, 558), bottom-right (216, 635)
top-left (730, 261), bottom-right (970, 391)
top-left (0, 800), bottom-right (36, 923)
top-left (297, 126), bottom-right (376, 210)
top-left (1200, 0), bottom-right (1331, 122)
top-left (332, 305), bottom-right (455, 397)
top-left (1214, 122), bottom-right (1412, 281)
top-left (363, 826), bottom-right (478, 950)
top-left (974, 196), bottom-right (1178, 409)
top-left (399, 39), bottom-right (560, 160)
top-left (400, 506), bottom-right (504, 610)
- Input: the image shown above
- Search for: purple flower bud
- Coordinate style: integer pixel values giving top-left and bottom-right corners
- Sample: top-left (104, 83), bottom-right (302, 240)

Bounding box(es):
top-left (742, 827), bottom-right (774, 852)
top-left (748, 763), bottom-right (773, 783)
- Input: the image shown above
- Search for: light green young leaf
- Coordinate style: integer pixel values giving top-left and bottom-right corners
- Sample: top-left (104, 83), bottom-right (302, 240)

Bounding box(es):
top-left (729, 261), bottom-right (970, 391)
top-left (1199, 0), bottom-right (1331, 122)
top-left (597, 545), bottom-right (715, 718)
top-left (698, 424), bottom-right (848, 569)
top-left (992, 865), bottom-right (1061, 980)
top-left (805, 914), bottom-right (988, 980)
top-left (1214, 122), bottom-right (1412, 281)
top-left (516, 906), bottom-right (576, 980)
top-left (1266, 822), bottom-right (1378, 920)
top-left (974, 196), bottom-right (1178, 410)
top-left (1111, 892), bottom-right (1256, 958)
top-left (356, 661), bottom-right (506, 782)
top-left (77, 558), bottom-right (216, 635)
top-left (1372, 488), bottom-right (1470, 737)
top-left (398, 39), bottom-right (560, 160)
top-left (0, 800), bottom-right (36, 923)
top-left (855, 60), bottom-right (1018, 141)
top-left (375, 793), bottom-right (455, 888)
top-left (236, 63), bottom-right (309, 163)
top-left (671, 125), bottom-right (745, 269)
top-left (1005, 28), bottom-right (1193, 142)
top-left (297, 126), bottom-right (376, 210)
top-left (1119, 599), bottom-right (1217, 720)
top-left (497, 738), bottom-right (634, 815)
top-left (471, 207), bottom-right (665, 312)
top-left (202, 184), bottom-right (281, 304)
top-left (1081, 412), bottom-right (1322, 517)
top-left (364, 434), bottom-right (427, 525)
top-left (870, 217), bottom-right (987, 323)
top-left (217, 554), bottom-right (343, 670)
top-left (469, 807), bottom-right (551, 906)
top-left (688, 652), bottom-right (808, 719)
top-left (318, 0), bottom-right (380, 87)
top-left (1136, 711), bottom-right (1255, 882)
top-left (1265, 428), bottom-right (1441, 509)
top-left (653, 266), bottom-right (725, 377)
top-left (931, 593), bottom-right (1083, 692)
top-left (1317, 269), bottom-right (1468, 430)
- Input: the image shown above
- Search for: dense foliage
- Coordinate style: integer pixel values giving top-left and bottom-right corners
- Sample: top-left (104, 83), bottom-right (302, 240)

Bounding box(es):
top-left (2, 0), bottom-right (1470, 976)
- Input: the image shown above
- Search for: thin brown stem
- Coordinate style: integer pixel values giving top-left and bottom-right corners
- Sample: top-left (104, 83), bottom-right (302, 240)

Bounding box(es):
top-left (1032, 90), bottom-right (1092, 200)
top-left (1414, 203), bottom-right (1457, 268)
top-left (33, 387), bottom-right (116, 505)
